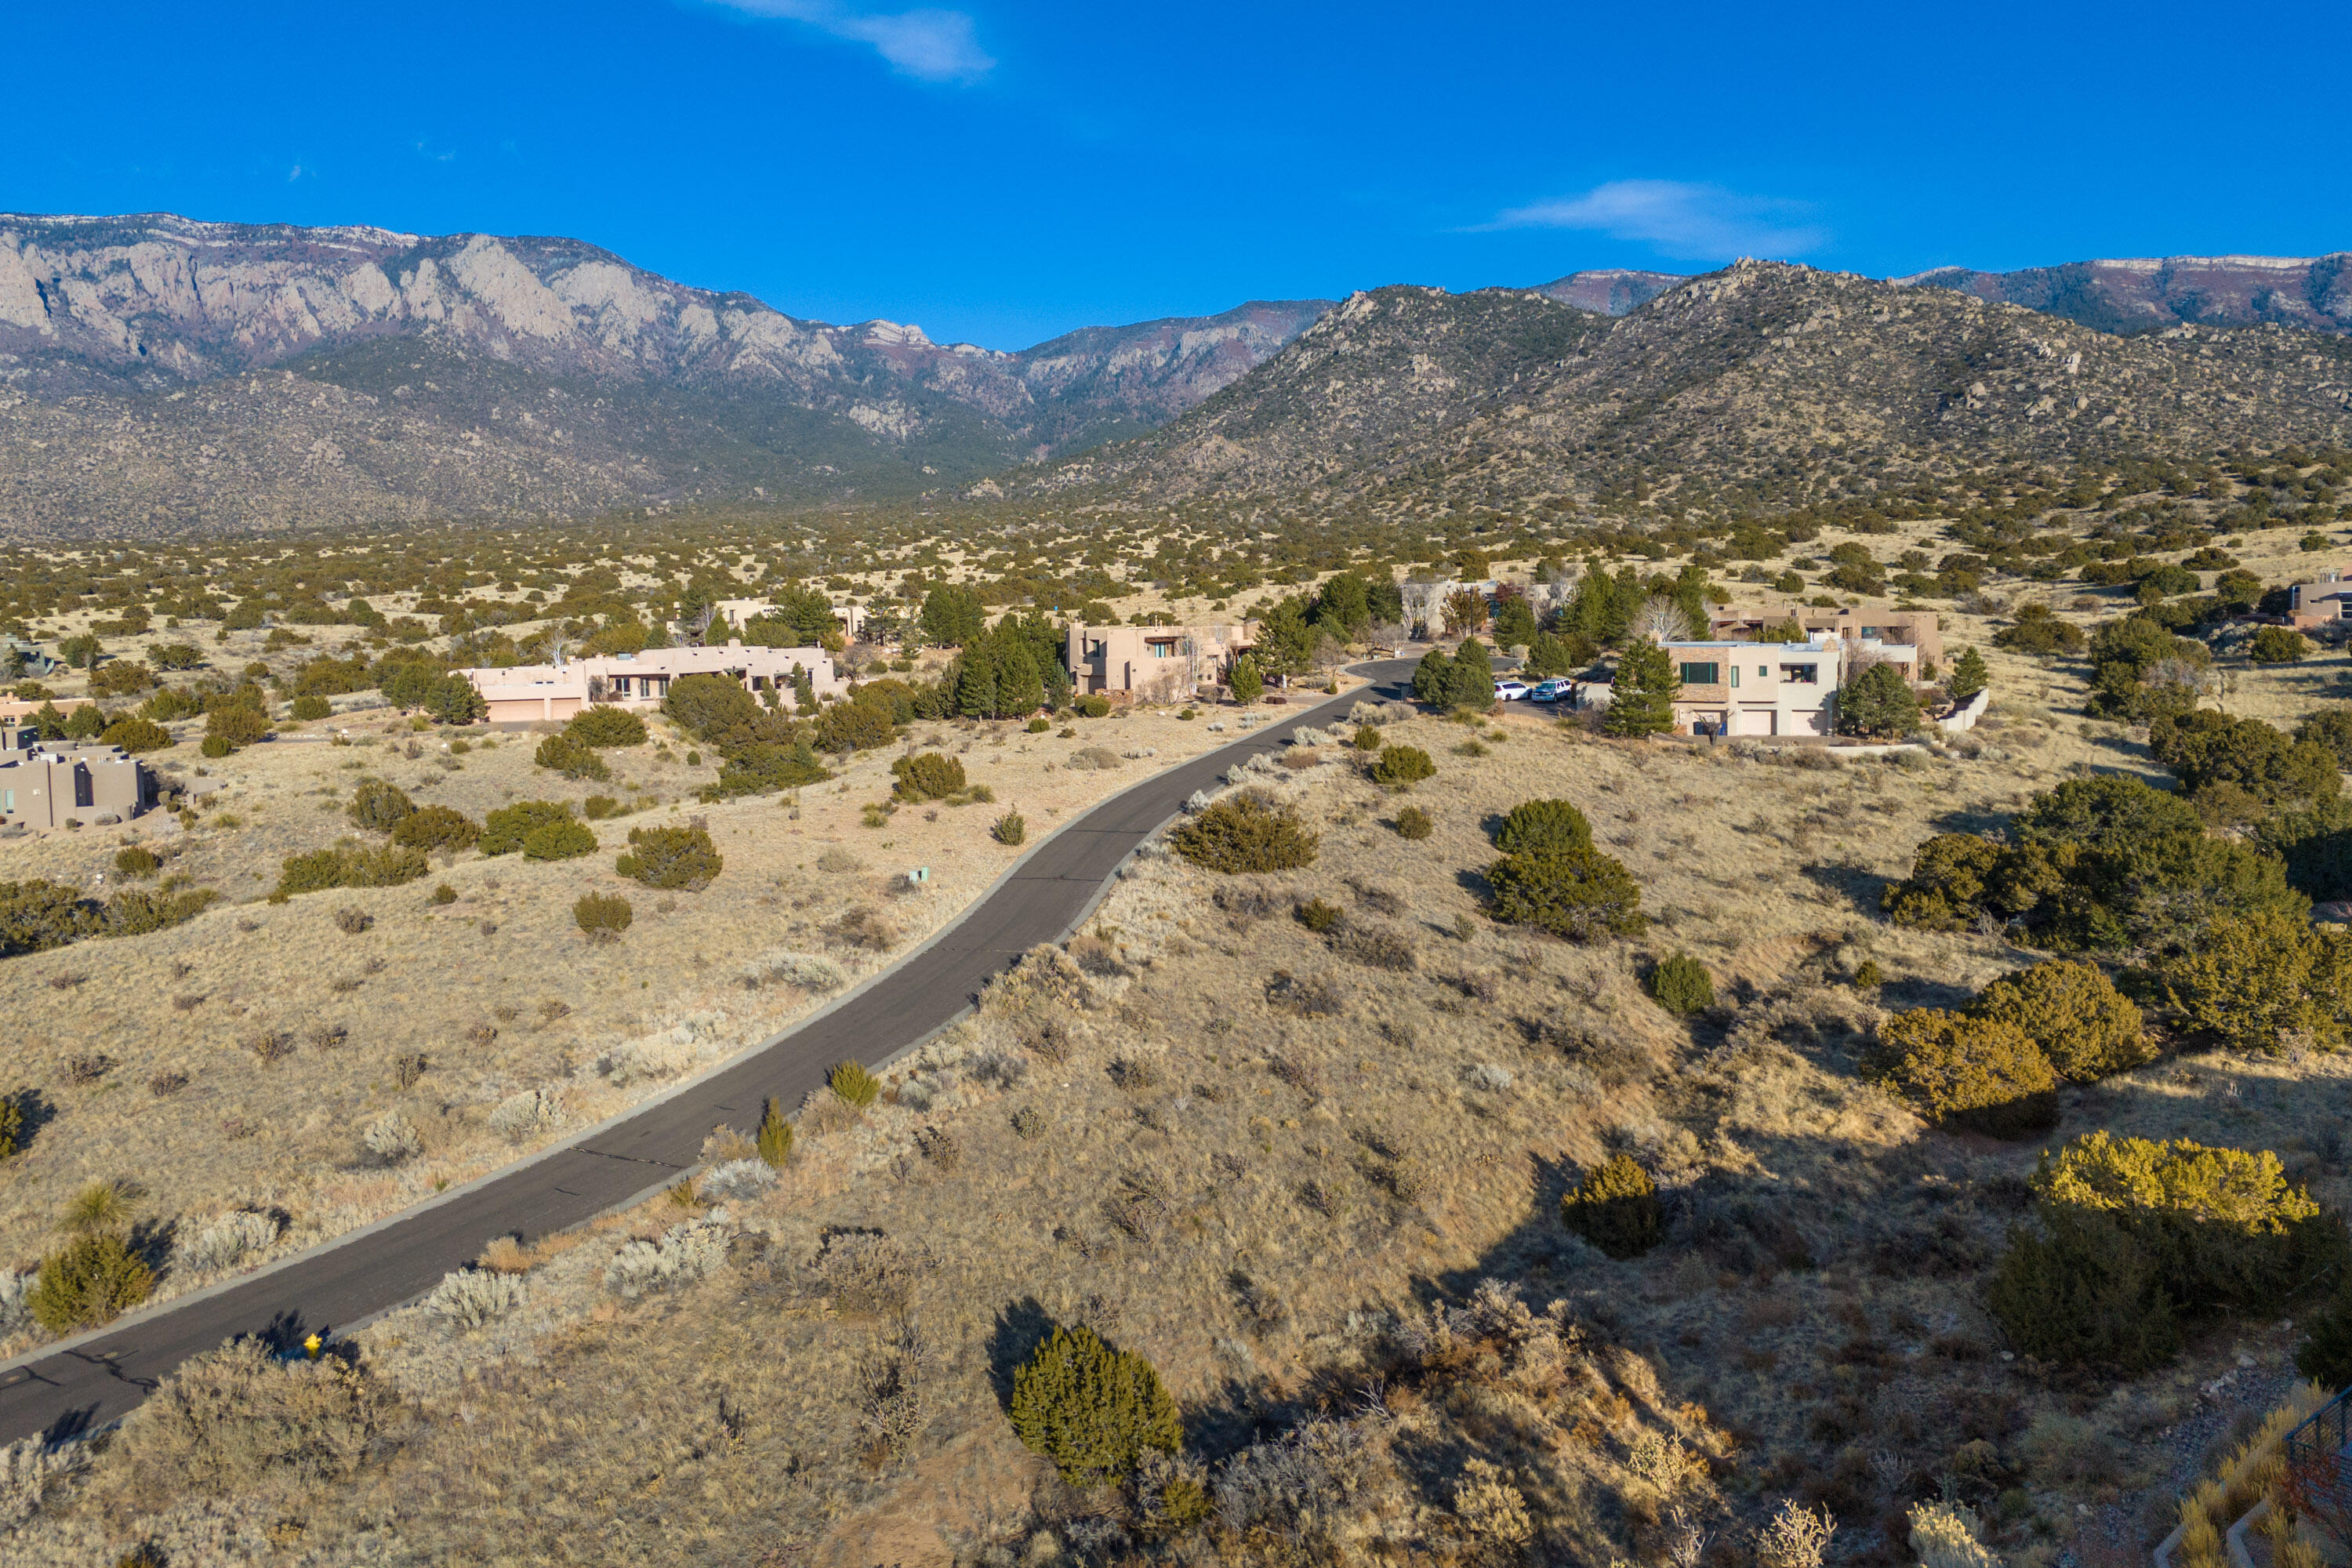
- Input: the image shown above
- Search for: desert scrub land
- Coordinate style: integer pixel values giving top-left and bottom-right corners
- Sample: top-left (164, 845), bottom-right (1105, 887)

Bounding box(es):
top-left (18, 670), bottom-right (2352, 1568)
top-left (0, 689), bottom-right (1339, 1350)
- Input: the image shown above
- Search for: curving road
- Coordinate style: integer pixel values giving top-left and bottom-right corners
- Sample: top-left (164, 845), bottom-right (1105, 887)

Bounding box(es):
top-left (0, 664), bottom-right (1415, 1446)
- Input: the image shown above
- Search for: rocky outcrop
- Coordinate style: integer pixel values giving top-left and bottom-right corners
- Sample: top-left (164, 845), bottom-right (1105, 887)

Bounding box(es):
top-left (1900, 253), bottom-right (2352, 336)
top-left (1534, 268), bottom-right (1684, 316)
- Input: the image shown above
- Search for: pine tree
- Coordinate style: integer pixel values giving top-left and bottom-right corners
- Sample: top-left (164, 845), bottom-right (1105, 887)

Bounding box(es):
top-left (1407, 648), bottom-right (1449, 705)
top-left (1603, 637), bottom-right (1679, 737)
top-left (996, 635), bottom-right (1044, 716)
top-left (1947, 646), bottom-right (1989, 702)
top-left (1446, 638), bottom-right (1496, 709)
top-left (1228, 654), bottom-right (1264, 702)
top-left (756, 1096), bottom-right (793, 1169)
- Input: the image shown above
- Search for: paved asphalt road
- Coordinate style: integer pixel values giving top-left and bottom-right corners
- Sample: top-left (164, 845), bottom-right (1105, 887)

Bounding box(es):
top-left (0, 662), bottom-right (1420, 1446)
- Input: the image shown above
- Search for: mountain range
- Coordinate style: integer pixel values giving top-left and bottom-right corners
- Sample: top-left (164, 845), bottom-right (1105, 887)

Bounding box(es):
top-left (2, 210), bottom-right (2348, 536)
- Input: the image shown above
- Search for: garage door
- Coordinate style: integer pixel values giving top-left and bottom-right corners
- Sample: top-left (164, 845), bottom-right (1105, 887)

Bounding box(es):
top-left (1731, 707), bottom-right (1777, 736)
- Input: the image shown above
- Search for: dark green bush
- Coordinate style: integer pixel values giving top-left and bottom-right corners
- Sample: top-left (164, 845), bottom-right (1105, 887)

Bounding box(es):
top-left (103, 886), bottom-right (218, 936)
top-left (1296, 897), bottom-right (1341, 933)
top-left (1561, 1154), bottom-right (1661, 1259)
top-left (114, 846), bottom-right (161, 878)
top-left (522, 820), bottom-right (598, 862)
top-left (1991, 604), bottom-right (2086, 656)
top-left (993, 810), bottom-right (1027, 846)
top-left (289, 695), bottom-right (333, 722)
top-left (1869, 1009), bottom-right (2056, 1138)
top-left (1648, 953), bottom-right (1715, 1015)
top-left (1169, 793), bottom-right (1319, 873)
top-left (430, 883), bottom-right (457, 905)
top-left (1493, 799), bottom-right (1593, 857)
top-left (0, 1091), bottom-right (23, 1159)
top-left (1393, 806), bottom-right (1433, 840)
top-left (583, 795), bottom-right (621, 821)
top-left (205, 702), bottom-right (270, 752)
top-left (1370, 744), bottom-right (1436, 786)
top-left (1971, 959), bottom-right (2151, 1080)
top-left (815, 691), bottom-right (898, 753)
top-left (757, 1096), bottom-right (793, 1168)
top-left (566, 707), bottom-right (648, 747)
top-left (891, 752), bottom-right (967, 801)
top-left (534, 733), bottom-right (612, 782)
top-left (99, 717), bottom-right (172, 753)
top-left (27, 1230), bottom-right (154, 1334)
top-left (479, 800), bottom-right (576, 856)
top-left (390, 805), bottom-right (481, 852)
top-left (573, 891), bottom-right (633, 938)
top-left (1835, 662), bottom-right (1922, 738)
top-left (347, 779), bottom-right (416, 834)
top-left (2296, 1285), bottom-right (2352, 1391)
top-left (662, 672), bottom-right (761, 741)
top-left (64, 703), bottom-right (107, 741)
top-left (705, 740), bottom-right (829, 800)
top-left (615, 825), bottom-right (723, 890)
top-left (0, 880), bottom-right (101, 955)
top-left (1485, 844), bottom-right (1646, 942)
top-left (1076, 695), bottom-right (1112, 718)
top-left (1990, 1132), bottom-right (2343, 1369)
top-left (1008, 1324), bottom-right (1182, 1485)
top-left (274, 844), bottom-right (429, 898)
top-left (2249, 626), bottom-right (2311, 664)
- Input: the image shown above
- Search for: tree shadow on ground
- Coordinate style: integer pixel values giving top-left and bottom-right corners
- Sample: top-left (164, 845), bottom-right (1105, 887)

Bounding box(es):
top-left (986, 1296), bottom-right (1054, 1412)
top-left (1800, 859), bottom-right (1889, 916)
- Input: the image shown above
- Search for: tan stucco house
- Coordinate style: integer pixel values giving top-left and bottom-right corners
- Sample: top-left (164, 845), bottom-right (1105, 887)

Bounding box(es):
top-left (1065, 621), bottom-right (1258, 704)
top-left (456, 641), bottom-right (849, 725)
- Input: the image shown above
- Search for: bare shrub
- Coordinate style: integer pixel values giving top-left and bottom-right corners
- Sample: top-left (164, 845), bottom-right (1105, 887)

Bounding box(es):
top-left (488, 1087), bottom-right (566, 1145)
top-left (814, 1230), bottom-right (926, 1314)
top-left (333, 907), bottom-right (374, 935)
top-left (180, 1210), bottom-right (282, 1274)
top-left (425, 1266), bottom-right (529, 1330)
top-left (244, 1031), bottom-right (295, 1065)
top-left (1338, 922), bottom-right (1417, 971)
top-left (602, 1219), bottom-right (728, 1298)
top-left (361, 1112), bottom-right (422, 1165)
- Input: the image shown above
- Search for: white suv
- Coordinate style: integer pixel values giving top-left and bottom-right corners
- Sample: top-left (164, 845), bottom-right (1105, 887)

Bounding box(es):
top-left (1493, 679), bottom-right (1530, 701)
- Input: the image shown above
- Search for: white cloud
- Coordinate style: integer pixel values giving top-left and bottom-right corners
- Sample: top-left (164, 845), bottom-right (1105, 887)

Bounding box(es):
top-left (1487, 180), bottom-right (1826, 260)
top-left (707, 0), bottom-right (994, 82)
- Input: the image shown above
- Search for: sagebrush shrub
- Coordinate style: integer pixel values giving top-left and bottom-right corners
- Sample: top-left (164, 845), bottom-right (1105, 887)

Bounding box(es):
top-left (1560, 1153), bottom-right (1661, 1258)
top-left (344, 779), bottom-right (416, 835)
top-left (891, 752), bottom-right (967, 801)
top-left (425, 1267), bottom-right (528, 1330)
top-left (362, 1112), bottom-right (423, 1165)
top-left (100, 1337), bottom-right (396, 1509)
top-left (522, 819), bottom-right (598, 861)
top-left (1485, 844), bottom-right (1646, 941)
top-left (1169, 793), bottom-right (1318, 873)
top-left (615, 825), bottom-right (722, 889)
top-left (180, 1210), bottom-right (281, 1274)
top-left (829, 1059), bottom-right (881, 1109)
top-left (1870, 1010), bottom-right (2056, 1138)
top-left (1493, 799), bottom-right (1594, 856)
top-left (1008, 1323), bottom-right (1183, 1484)
top-left (390, 805), bottom-right (481, 851)
top-left (1370, 744), bottom-right (1436, 786)
top-left (1648, 953), bottom-right (1714, 1015)
top-left (1971, 959), bottom-right (2151, 1080)
top-left (27, 1231), bottom-right (153, 1334)
top-left (573, 891), bottom-right (633, 938)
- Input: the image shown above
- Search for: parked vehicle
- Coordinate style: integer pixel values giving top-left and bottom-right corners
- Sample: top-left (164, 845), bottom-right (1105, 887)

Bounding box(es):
top-left (1528, 679), bottom-right (1570, 703)
top-left (1493, 680), bottom-right (1530, 702)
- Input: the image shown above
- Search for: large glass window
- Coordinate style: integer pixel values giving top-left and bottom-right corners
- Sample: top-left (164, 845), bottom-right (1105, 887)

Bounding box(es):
top-left (1780, 663), bottom-right (1818, 684)
top-left (1678, 662), bottom-right (1720, 684)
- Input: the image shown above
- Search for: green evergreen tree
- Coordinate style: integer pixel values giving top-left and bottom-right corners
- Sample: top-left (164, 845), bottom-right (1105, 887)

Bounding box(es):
top-left (1008, 1324), bottom-right (1183, 1485)
top-left (1836, 662), bottom-right (1922, 738)
top-left (1445, 638), bottom-right (1495, 709)
top-left (1228, 654), bottom-right (1264, 702)
top-left (756, 1096), bottom-right (793, 1169)
top-left (1603, 637), bottom-right (1678, 737)
top-left (919, 585), bottom-right (986, 648)
top-left (1408, 647), bottom-right (1450, 705)
top-left (1523, 632), bottom-right (1576, 679)
top-left (1947, 646), bottom-right (1990, 702)
top-left (1491, 594), bottom-right (1539, 647)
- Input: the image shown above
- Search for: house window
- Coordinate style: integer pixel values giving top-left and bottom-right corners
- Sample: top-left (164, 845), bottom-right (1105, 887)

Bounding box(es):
top-left (1729, 666), bottom-right (1739, 688)
top-left (1757, 665), bottom-right (1769, 678)
top-left (1780, 664), bottom-right (1818, 684)
top-left (1678, 662), bottom-right (1719, 684)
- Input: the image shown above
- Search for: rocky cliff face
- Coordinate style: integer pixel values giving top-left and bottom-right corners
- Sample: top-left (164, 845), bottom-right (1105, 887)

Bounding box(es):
top-left (0, 213), bottom-right (1329, 533)
top-left (1032, 262), bottom-right (2352, 515)
top-left (1534, 268), bottom-right (1684, 316)
top-left (1901, 253), bottom-right (2352, 336)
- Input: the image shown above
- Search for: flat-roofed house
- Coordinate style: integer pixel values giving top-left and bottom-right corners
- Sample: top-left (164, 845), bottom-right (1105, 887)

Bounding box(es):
top-left (1708, 603), bottom-right (1943, 678)
top-left (0, 742), bottom-right (158, 830)
top-left (2292, 572), bottom-right (2352, 628)
top-left (711, 598), bottom-right (867, 641)
top-left (1660, 638), bottom-right (1846, 736)
top-left (456, 640), bottom-right (849, 725)
top-left (1065, 622), bottom-right (1258, 705)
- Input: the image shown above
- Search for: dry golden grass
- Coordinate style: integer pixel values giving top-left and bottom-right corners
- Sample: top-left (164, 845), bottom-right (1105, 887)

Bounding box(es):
top-left (0, 687), bottom-right (1363, 1348)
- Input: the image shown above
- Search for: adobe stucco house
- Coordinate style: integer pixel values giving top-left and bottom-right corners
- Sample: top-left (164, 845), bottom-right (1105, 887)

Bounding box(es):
top-left (456, 641), bottom-right (849, 724)
top-left (0, 739), bottom-right (158, 830)
top-left (1660, 638), bottom-right (1847, 736)
top-left (2291, 572), bottom-right (2352, 628)
top-left (711, 597), bottom-right (867, 641)
top-left (1065, 622), bottom-right (1258, 704)
top-left (1708, 603), bottom-right (1944, 677)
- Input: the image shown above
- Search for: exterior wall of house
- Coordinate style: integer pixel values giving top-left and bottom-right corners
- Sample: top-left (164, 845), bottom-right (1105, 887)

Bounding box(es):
top-left (1065, 622), bottom-right (1257, 702)
top-left (1661, 639), bottom-right (1846, 736)
top-left (712, 598), bottom-right (867, 641)
top-left (456, 640), bottom-right (848, 725)
top-left (2291, 573), bottom-right (2349, 628)
top-left (0, 743), bottom-right (154, 829)
top-left (1708, 604), bottom-right (1944, 675)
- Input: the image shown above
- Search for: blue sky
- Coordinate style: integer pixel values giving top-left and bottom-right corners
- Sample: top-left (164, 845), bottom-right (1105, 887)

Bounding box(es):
top-left (9, 0), bottom-right (2344, 350)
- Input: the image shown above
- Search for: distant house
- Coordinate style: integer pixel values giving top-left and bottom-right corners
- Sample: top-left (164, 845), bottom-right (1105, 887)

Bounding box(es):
top-left (456, 640), bottom-right (849, 724)
top-left (1659, 638), bottom-right (1846, 736)
top-left (1065, 621), bottom-right (1258, 704)
top-left (0, 738), bottom-right (158, 830)
top-left (710, 598), bottom-right (866, 641)
top-left (2291, 572), bottom-right (2352, 628)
